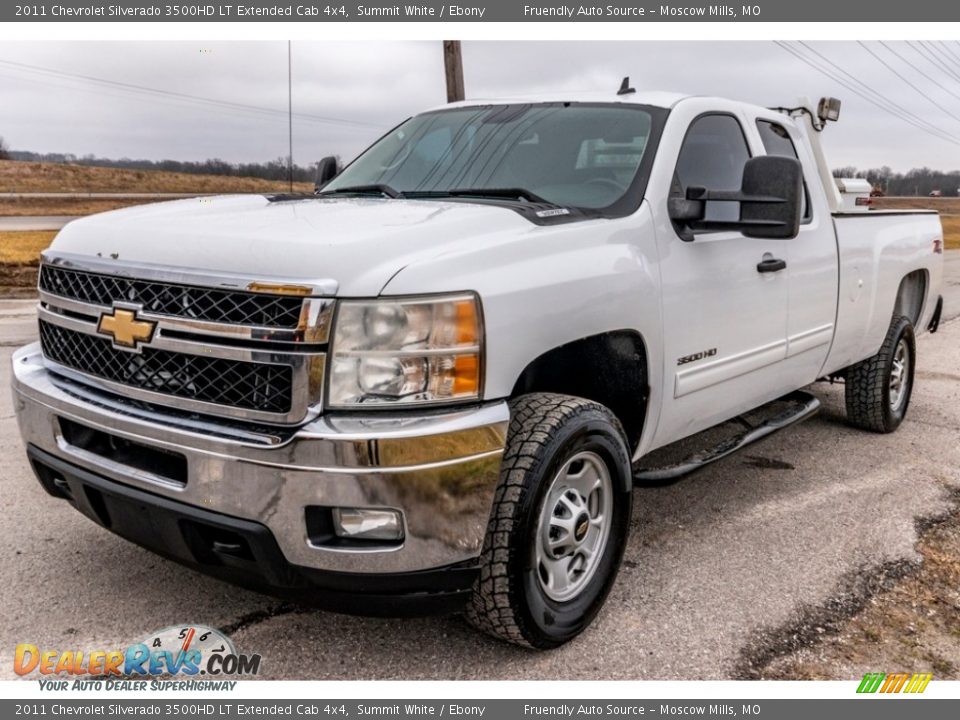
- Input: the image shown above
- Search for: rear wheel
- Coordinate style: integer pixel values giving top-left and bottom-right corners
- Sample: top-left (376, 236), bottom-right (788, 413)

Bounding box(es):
top-left (465, 393), bottom-right (633, 648)
top-left (845, 315), bottom-right (916, 433)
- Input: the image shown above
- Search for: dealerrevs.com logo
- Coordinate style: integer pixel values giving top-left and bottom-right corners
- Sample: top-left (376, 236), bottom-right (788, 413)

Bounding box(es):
top-left (15, 625), bottom-right (261, 688)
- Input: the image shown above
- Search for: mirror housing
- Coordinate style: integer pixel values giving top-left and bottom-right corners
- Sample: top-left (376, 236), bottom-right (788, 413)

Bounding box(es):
top-left (314, 156), bottom-right (340, 192)
top-left (668, 155), bottom-right (803, 241)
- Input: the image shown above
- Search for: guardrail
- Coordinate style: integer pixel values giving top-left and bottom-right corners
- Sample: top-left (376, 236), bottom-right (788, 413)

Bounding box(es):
top-left (0, 192), bottom-right (220, 199)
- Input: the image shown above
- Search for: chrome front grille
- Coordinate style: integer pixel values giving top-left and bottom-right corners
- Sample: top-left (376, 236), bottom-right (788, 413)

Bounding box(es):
top-left (36, 253), bottom-right (334, 425)
top-left (39, 264), bottom-right (304, 328)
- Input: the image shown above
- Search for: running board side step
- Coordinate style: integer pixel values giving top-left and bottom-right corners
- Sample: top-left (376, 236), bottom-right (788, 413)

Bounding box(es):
top-left (633, 391), bottom-right (820, 485)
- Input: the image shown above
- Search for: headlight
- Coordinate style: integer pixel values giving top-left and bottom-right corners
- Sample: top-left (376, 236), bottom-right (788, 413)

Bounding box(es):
top-left (328, 294), bottom-right (482, 407)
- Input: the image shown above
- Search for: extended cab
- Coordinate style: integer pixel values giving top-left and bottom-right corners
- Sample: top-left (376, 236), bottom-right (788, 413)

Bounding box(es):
top-left (13, 90), bottom-right (944, 648)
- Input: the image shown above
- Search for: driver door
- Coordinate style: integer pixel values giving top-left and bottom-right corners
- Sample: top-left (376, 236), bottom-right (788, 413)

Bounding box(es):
top-left (651, 109), bottom-right (790, 446)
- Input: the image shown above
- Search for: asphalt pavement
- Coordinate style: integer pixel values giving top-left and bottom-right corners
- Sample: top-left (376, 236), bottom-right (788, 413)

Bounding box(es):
top-left (944, 249), bottom-right (960, 322)
top-left (0, 259), bottom-right (958, 680)
top-left (0, 216), bottom-right (80, 231)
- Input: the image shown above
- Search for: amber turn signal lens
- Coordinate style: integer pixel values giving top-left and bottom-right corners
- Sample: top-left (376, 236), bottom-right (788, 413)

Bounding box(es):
top-left (453, 353), bottom-right (480, 395)
top-left (455, 299), bottom-right (479, 345)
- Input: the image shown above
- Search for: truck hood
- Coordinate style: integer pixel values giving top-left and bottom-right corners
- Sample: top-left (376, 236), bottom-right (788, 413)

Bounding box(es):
top-left (49, 194), bottom-right (534, 296)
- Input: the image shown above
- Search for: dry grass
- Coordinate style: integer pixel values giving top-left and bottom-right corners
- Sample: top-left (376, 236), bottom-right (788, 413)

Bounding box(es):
top-left (872, 197), bottom-right (960, 215)
top-left (0, 231), bottom-right (56, 265)
top-left (0, 198), bottom-right (159, 217)
top-left (869, 197), bottom-right (959, 249)
top-left (756, 488), bottom-right (960, 681)
top-left (0, 159), bottom-right (313, 194)
top-left (942, 216), bottom-right (960, 250)
top-left (0, 160), bottom-right (314, 292)
top-left (0, 231), bottom-right (54, 296)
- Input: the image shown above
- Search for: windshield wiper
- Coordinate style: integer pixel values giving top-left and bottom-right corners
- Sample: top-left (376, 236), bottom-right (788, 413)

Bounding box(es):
top-left (318, 184), bottom-right (400, 198)
top-left (321, 184), bottom-right (563, 208)
top-left (401, 187), bottom-right (554, 205)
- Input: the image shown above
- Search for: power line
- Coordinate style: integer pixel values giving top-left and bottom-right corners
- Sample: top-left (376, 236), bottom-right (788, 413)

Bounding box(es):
top-left (0, 68), bottom-right (232, 116)
top-left (879, 42), bottom-right (960, 105)
top-left (774, 42), bottom-right (960, 147)
top-left (288, 41), bottom-right (294, 192)
top-left (773, 43), bottom-right (898, 123)
top-left (0, 62), bottom-right (302, 129)
top-left (921, 41), bottom-right (960, 78)
top-left (927, 41), bottom-right (960, 71)
top-left (796, 42), bottom-right (957, 137)
top-left (936, 41), bottom-right (960, 67)
top-left (908, 42), bottom-right (960, 84)
top-left (0, 57), bottom-right (382, 130)
top-left (795, 41), bottom-right (960, 144)
top-left (857, 42), bottom-right (960, 126)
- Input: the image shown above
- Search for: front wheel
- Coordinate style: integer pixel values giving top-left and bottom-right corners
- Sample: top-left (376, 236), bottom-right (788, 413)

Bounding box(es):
top-left (845, 315), bottom-right (916, 433)
top-left (465, 393), bottom-right (633, 648)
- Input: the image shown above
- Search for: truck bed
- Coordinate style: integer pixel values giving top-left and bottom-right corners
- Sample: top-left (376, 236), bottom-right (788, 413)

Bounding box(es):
top-left (822, 209), bottom-right (943, 375)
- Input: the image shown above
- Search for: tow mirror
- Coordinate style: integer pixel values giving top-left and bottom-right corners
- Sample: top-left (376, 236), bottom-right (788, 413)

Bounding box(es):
top-left (739, 156), bottom-right (803, 239)
top-left (314, 156), bottom-right (340, 192)
top-left (668, 155), bottom-right (803, 241)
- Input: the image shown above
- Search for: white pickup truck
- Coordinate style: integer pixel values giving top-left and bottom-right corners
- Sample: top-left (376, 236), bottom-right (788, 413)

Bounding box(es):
top-left (13, 89), bottom-right (944, 648)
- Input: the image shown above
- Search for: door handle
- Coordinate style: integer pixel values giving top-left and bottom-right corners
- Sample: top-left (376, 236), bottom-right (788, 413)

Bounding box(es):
top-left (757, 257), bottom-right (787, 273)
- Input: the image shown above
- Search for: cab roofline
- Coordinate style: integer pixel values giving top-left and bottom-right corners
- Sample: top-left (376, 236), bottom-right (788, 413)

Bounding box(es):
top-left (424, 90), bottom-right (691, 113)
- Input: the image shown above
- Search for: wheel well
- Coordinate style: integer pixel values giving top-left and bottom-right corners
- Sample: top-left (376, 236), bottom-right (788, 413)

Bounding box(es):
top-left (894, 270), bottom-right (927, 326)
top-left (510, 331), bottom-right (648, 451)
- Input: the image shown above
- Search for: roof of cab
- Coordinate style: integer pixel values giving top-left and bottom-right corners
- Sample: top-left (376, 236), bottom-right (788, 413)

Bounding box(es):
top-left (425, 90), bottom-right (691, 113)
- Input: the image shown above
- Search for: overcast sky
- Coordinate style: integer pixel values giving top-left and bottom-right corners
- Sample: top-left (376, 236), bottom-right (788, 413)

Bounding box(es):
top-left (2, 41), bottom-right (960, 172)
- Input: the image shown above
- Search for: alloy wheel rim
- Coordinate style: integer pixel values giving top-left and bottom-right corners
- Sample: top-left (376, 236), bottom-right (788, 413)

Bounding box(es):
top-left (890, 338), bottom-right (910, 412)
top-left (534, 450), bottom-right (613, 603)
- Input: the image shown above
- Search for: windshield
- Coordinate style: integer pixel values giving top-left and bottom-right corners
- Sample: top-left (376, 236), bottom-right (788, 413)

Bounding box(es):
top-left (323, 103), bottom-right (663, 212)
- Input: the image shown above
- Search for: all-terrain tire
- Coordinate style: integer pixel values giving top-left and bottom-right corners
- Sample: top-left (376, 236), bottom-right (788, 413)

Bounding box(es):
top-left (465, 393), bottom-right (633, 648)
top-left (845, 315), bottom-right (916, 433)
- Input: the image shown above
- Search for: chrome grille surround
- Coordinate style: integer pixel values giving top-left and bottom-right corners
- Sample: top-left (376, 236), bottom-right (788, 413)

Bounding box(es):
top-left (39, 264), bottom-right (306, 329)
top-left (37, 252), bottom-right (335, 425)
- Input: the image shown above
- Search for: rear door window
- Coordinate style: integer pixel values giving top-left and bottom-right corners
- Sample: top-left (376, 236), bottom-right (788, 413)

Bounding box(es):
top-left (756, 119), bottom-right (812, 221)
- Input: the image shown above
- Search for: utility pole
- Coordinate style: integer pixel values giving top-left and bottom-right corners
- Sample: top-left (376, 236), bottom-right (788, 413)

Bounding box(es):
top-left (443, 41), bottom-right (465, 103)
top-left (287, 40), bottom-right (293, 192)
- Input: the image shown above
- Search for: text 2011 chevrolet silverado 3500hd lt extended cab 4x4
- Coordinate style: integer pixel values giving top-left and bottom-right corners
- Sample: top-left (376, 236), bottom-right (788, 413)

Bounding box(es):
top-left (13, 89), bottom-right (945, 648)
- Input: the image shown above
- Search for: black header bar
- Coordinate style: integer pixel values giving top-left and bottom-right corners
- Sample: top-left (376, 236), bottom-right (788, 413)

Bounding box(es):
top-left (5, 1), bottom-right (959, 23)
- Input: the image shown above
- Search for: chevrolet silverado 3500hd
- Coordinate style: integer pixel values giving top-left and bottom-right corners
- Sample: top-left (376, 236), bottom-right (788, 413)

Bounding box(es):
top-left (13, 90), bottom-right (944, 648)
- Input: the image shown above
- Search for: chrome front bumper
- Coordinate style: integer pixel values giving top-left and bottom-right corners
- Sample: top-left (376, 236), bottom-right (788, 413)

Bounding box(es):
top-left (12, 343), bottom-right (508, 576)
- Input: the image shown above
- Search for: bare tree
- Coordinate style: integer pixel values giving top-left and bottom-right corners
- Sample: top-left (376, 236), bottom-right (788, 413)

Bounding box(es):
top-left (832, 165), bottom-right (858, 178)
top-left (0, 136), bottom-right (10, 161)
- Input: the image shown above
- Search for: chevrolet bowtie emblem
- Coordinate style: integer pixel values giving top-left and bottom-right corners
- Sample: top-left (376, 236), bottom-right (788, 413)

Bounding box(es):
top-left (97, 308), bottom-right (156, 351)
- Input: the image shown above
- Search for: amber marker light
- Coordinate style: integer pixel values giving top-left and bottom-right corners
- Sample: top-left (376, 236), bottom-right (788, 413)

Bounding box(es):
top-left (247, 282), bottom-right (313, 296)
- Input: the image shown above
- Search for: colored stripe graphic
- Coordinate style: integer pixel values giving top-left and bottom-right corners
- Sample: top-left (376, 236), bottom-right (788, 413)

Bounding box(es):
top-left (857, 673), bottom-right (885, 693)
top-left (857, 672), bottom-right (932, 694)
top-left (905, 674), bottom-right (933, 693)
top-left (884, 673), bottom-right (909, 693)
